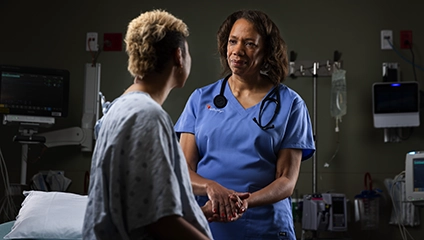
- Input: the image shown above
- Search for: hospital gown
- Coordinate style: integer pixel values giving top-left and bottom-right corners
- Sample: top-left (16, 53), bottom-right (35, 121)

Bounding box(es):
top-left (175, 77), bottom-right (315, 240)
top-left (83, 91), bottom-right (213, 240)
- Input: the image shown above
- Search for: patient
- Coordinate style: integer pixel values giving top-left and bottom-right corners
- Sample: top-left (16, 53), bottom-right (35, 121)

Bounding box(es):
top-left (82, 9), bottom-right (223, 240)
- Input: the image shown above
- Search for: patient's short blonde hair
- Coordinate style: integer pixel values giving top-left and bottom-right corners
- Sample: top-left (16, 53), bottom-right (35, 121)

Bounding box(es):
top-left (125, 9), bottom-right (189, 78)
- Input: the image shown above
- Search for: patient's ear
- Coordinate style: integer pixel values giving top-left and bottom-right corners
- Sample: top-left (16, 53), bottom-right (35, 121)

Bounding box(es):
top-left (174, 47), bottom-right (183, 68)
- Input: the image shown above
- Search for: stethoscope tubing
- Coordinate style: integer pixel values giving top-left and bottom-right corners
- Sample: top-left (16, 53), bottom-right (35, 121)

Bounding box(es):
top-left (213, 74), bottom-right (280, 130)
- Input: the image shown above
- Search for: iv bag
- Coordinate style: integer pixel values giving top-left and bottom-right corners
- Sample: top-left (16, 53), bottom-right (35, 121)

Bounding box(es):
top-left (330, 69), bottom-right (347, 119)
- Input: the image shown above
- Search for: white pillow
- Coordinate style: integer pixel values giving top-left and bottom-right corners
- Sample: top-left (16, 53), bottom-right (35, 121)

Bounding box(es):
top-left (4, 190), bottom-right (87, 239)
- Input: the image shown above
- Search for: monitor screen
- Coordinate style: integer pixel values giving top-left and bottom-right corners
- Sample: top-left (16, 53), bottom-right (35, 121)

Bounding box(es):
top-left (413, 159), bottom-right (424, 192)
top-left (405, 151), bottom-right (424, 205)
top-left (372, 81), bottom-right (420, 128)
top-left (0, 65), bottom-right (70, 118)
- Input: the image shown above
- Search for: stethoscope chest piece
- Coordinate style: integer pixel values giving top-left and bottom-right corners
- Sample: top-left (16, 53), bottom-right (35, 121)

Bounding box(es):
top-left (214, 94), bottom-right (227, 109)
top-left (213, 74), bottom-right (231, 108)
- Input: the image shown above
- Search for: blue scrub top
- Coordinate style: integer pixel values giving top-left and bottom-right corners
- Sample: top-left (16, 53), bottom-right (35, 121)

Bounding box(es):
top-left (175, 77), bottom-right (315, 240)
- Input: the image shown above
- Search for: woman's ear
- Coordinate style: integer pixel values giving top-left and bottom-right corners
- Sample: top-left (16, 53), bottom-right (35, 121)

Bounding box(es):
top-left (174, 47), bottom-right (183, 68)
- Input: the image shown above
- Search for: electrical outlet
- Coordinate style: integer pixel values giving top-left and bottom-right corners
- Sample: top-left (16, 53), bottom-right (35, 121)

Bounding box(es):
top-left (400, 30), bottom-right (412, 49)
top-left (86, 32), bottom-right (98, 52)
top-left (381, 30), bottom-right (393, 50)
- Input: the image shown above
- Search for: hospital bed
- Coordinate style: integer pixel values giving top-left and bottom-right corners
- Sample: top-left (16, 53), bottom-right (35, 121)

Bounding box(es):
top-left (0, 191), bottom-right (86, 240)
top-left (0, 222), bottom-right (15, 239)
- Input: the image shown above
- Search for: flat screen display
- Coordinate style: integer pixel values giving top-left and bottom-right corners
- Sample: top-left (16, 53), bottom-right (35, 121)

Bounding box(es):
top-left (374, 82), bottom-right (419, 114)
top-left (372, 81), bottom-right (420, 128)
top-left (0, 65), bottom-right (70, 117)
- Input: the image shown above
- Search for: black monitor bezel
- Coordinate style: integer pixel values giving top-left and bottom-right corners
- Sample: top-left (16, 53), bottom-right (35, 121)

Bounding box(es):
top-left (0, 65), bottom-right (70, 118)
top-left (373, 81), bottom-right (419, 114)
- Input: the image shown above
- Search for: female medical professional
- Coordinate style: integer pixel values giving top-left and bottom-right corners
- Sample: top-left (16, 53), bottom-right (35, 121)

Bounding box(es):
top-left (175, 10), bottom-right (315, 240)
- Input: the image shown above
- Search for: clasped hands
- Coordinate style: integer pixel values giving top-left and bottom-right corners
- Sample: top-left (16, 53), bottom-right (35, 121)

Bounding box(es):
top-left (201, 182), bottom-right (250, 223)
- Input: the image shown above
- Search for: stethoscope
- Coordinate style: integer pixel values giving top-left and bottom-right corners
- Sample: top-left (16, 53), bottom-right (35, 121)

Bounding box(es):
top-left (213, 75), bottom-right (280, 130)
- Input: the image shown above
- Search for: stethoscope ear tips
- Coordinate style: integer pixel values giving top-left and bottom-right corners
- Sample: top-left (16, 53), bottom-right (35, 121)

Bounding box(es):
top-left (214, 95), bottom-right (227, 108)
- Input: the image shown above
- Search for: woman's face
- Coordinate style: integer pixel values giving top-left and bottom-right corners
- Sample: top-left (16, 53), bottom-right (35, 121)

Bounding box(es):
top-left (226, 18), bottom-right (265, 78)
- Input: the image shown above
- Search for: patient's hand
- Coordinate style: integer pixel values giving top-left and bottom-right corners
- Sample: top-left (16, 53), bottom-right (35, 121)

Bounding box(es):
top-left (201, 200), bottom-right (219, 222)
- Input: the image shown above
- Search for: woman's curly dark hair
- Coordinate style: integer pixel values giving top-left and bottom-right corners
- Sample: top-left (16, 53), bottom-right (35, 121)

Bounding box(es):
top-left (217, 10), bottom-right (288, 84)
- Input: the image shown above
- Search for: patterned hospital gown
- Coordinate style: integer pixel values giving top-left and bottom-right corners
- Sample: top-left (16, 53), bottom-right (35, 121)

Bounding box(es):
top-left (82, 91), bottom-right (213, 240)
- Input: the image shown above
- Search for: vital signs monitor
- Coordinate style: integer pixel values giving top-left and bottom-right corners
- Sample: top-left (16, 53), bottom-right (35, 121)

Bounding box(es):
top-left (405, 151), bottom-right (424, 206)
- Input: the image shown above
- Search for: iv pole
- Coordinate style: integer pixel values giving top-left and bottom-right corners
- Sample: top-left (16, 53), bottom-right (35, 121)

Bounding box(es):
top-left (289, 51), bottom-right (342, 194)
top-left (312, 62), bottom-right (318, 194)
